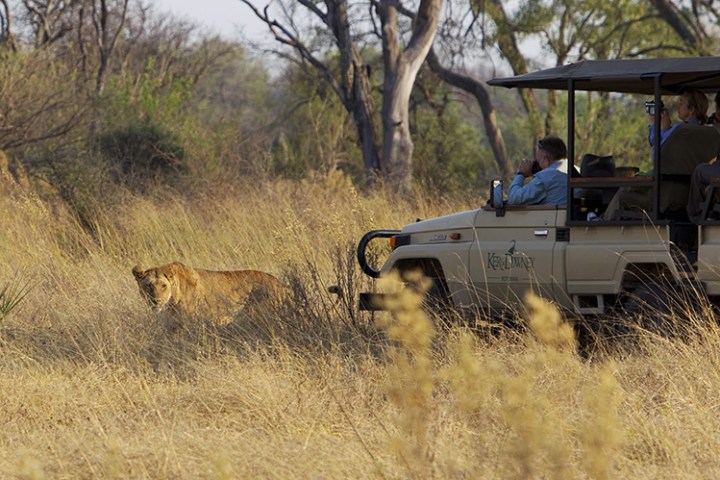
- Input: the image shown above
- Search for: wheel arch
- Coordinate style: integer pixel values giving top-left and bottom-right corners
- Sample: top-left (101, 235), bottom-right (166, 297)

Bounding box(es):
top-left (392, 257), bottom-right (452, 304)
top-left (619, 261), bottom-right (675, 292)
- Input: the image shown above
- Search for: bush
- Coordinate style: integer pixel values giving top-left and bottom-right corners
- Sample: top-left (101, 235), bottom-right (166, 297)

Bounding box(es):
top-left (98, 122), bottom-right (187, 192)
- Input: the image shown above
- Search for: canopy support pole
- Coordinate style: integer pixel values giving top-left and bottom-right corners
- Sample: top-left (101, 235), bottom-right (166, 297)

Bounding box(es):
top-left (567, 79), bottom-right (575, 215)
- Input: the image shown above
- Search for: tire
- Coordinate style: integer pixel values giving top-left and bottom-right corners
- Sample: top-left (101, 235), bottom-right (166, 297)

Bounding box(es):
top-left (396, 269), bottom-right (454, 324)
top-left (423, 277), bottom-right (453, 316)
top-left (622, 282), bottom-right (685, 336)
top-left (393, 260), bottom-right (451, 311)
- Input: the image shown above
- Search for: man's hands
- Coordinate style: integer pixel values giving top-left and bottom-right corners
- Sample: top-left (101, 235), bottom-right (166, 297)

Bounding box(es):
top-left (516, 159), bottom-right (535, 177)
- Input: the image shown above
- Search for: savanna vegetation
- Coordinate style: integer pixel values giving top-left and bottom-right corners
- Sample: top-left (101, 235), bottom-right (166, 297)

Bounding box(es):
top-left (2, 0), bottom-right (720, 478)
top-left (7, 155), bottom-right (720, 479)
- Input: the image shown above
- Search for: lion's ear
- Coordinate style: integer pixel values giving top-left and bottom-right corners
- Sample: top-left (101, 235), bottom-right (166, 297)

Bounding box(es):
top-left (132, 266), bottom-right (145, 280)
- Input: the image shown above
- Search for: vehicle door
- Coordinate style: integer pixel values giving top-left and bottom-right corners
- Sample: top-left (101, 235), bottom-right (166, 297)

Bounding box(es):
top-left (468, 205), bottom-right (561, 311)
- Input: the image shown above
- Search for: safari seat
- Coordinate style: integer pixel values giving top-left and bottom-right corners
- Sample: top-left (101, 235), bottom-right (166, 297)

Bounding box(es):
top-left (699, 180), bottom-right (720, 220)
top-left (608, 124), bottom-right (720, 221)
top-left (660, 124), bottom-right (720, 220)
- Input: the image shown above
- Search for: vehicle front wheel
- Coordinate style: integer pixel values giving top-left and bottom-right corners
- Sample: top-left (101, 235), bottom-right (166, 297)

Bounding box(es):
top-left (393, 268), bottom-right (453, 321)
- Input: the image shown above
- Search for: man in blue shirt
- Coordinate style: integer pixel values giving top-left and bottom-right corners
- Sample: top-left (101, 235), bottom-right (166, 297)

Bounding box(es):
top-left (508, 135), bottom-right (570, 205)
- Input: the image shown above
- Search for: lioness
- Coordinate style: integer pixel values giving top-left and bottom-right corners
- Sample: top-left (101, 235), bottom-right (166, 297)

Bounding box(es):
top-left (132, 261), bottom-right (283, 322)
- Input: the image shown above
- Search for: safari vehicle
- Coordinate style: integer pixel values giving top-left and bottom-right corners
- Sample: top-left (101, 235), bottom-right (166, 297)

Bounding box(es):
top-left (357, 56), bottom-right (720, 319)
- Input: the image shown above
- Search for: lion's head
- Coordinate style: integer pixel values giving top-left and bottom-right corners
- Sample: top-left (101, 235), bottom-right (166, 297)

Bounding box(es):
top-left (132, 264), bottom-right (176, 312)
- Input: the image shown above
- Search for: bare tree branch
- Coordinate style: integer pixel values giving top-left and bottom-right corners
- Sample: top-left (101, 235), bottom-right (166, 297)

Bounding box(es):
top-left (426, 47), bottom-right (510, 178)
top-left (22, 0), bottom-right (78, 47)
top-left (648, 0), bottom-right (707, 53)
top-left (239, 0), bottom-right (382, 182)
top-left (91, 0), bottom-right (129, 94)
top-left (0, 0), bottom-right (16, 51)
top-left (240, 0), bottom-right (342, 99)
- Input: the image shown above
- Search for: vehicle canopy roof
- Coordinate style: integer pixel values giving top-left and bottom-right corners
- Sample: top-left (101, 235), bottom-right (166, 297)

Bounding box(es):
top-left (488, 56), bottom-right (720, 223)
top-left (488, 56), bottom-right (720, 94)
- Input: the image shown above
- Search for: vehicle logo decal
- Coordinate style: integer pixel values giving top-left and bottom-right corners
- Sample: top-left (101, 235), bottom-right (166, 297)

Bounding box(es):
top-left (487, 240), bottom-right (535, 271)
top-left (430, 234), bottom-right (447, 241)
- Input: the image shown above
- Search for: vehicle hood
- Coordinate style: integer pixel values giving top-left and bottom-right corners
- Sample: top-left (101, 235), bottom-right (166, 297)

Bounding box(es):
top-left (401, 209), bottom-right (478, 234)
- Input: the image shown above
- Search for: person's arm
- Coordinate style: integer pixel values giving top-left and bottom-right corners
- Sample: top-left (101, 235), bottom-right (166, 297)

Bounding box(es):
top-left (648, 124), bottom-right (656, 147)
top-left (507, 174), bottom-right (546, 205)
top-left (648, 110), bottom-right (673, 146)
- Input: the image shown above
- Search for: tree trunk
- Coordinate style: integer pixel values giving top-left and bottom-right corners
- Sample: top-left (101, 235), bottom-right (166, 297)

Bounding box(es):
top-left (328, 0), bottom-right (382, 184)
top-left (486, 0), bottom-right (544, 141)
top-left (378, 0), bottom-right (442, 192)
top-left (242, 0), bottom-right (441, 189)
top-left (381, 57), bottom-right (415, 191)
top-left (426, 48), bottom-right (511, 179)
top-left (352, 56), bottom-right (383, 185)
top-left (91, 0), bottom-right (129, 96)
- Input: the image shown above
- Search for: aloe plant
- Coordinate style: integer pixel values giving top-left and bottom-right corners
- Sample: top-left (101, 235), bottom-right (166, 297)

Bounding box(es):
top-left (0, 276), bottom-right (32, 322)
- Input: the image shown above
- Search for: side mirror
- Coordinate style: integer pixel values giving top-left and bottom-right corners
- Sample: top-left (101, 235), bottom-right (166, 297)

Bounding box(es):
top-left (490, 179), bottom-right (505, 217)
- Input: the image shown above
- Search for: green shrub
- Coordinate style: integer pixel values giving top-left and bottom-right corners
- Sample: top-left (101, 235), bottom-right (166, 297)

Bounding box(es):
top-left (98, 122), bottom-right (187, 191)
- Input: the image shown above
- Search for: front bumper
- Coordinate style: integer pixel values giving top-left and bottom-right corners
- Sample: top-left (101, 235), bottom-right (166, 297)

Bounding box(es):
top-left (358, 292), bottom-right (390, 311)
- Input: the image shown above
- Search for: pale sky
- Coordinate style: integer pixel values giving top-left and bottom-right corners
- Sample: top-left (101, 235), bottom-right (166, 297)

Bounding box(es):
top-left (153, 0), bottom-right (268, 41)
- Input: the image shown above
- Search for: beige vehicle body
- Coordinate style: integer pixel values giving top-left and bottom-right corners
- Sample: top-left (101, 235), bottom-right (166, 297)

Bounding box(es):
top-left (358, 57), bottom-right (720, 317)
top-left (360, 206), bottom-right (720, 316)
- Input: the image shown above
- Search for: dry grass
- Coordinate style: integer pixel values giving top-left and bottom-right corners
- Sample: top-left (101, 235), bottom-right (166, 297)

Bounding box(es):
top-left (3, 170), bottom-right (720, 479)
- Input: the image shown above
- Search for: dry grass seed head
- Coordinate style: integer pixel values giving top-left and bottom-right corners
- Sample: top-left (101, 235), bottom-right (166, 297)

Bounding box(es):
top-left (444, 331), bottom-right (504, 416)
top-left (580, 361), bottom-right (623, 480)
top-left (381, 270), bottom-right (437, 476)
top-left (497, 293), bottom-right (586, 479)
top-left (526, 292), bottom-right (576, 352)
